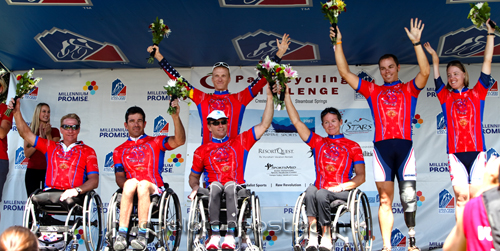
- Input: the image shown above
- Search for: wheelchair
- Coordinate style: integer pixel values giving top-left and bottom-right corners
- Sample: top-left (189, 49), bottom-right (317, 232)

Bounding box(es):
top-left (23, 189), bottom-right (104, 251)
top-left (187, 187), bottom-right (262, 251)
top-left (292, 188), bottom-right (373, 251)
top-left (104, 187), bottom-right (182, 251)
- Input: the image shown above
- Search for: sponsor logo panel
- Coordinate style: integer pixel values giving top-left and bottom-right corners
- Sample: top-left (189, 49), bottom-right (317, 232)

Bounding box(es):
top-left (153, 115), bottom-right (169, 136)
top-left (111, 79), bottom-right (127, 101)
top-left (438, 189), bottom-right (455, 214)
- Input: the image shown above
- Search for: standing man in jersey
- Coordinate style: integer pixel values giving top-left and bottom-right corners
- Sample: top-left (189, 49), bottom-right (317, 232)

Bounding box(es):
top-left (9, 98), bottom-right (99, 203)
top-left (147, 34), bottom-right (289, 144)
top-left (332, 18), bottom-right (430, 251)
top-left (112, 100), bottom-right (185, 251)
top-left (187, 84), bottom-right (274, 250)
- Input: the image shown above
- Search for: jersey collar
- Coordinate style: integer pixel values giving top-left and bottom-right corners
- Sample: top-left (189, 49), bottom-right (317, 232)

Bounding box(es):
top-left (214, 90), bottom-right (229, 95)
top-left (327, 134), bottom-right (344, 140)
top-left (211, 135), bottom-right (229, 143)
top-left (129, 134), bottom-right (147, 141)
top-left (60, 141), bottom-right (83, 152)
top-left (452, 87), bottom-right (469, 93)
top-left (383, 80), bottom-right (402, 86)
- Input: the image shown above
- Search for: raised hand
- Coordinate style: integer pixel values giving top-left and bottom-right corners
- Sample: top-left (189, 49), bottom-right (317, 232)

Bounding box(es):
top-left (276, 33), bottom-right (291, 58)
top-left (404, 18), bottom-right (425, 43)
top-left (330, 26), bottom-right (342, 42)
top-left (423, 42), bottom-right (436, 56)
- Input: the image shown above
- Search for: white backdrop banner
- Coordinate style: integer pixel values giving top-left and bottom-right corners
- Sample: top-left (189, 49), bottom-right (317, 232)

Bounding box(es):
top-left (1, 63), bottom-right (500, 251)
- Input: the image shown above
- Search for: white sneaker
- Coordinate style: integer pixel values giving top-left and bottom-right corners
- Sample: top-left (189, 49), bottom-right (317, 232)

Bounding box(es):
top-left (206, 235), bottom-right (220, 250)
top-left (306, 236), bottom-right (318, 251)
top-left (221, 235), bottom-right (236, 249)
top-left (318, 237), bottom-right (333, 251)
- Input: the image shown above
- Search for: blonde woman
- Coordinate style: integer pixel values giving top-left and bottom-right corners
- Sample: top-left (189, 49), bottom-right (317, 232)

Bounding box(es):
top-left (0, 226), bottom-right (38, 251)
top-left (24, 103), bottom-right (60, 197)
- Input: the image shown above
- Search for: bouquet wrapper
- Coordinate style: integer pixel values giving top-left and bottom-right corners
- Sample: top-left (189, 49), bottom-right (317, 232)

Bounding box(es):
top-left (150, 43), bottom-right (158, 59)
top-left (331, 23), bottom-right (337, 40)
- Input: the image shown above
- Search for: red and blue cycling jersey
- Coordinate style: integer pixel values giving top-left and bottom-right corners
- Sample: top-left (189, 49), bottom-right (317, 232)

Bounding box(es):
top-left (357, 78), bottom-right (422, 142)
top-left (306, 133), bottom-right (364, 189)
top-left (113, 134), bottom-right (173, 188)
top-left (191, 127), bottom-right (258, 187)
top-left (33, 137), bottom-right (99, 190)
top-left (435, 73), bottom-right (495, 154)
top-left (159, 57), bottom-right (280, 144)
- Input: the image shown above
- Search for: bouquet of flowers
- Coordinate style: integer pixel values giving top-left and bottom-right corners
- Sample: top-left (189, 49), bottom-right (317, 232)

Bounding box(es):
top-left (468, 2), bottom-right (500, 32)
top-left (320, 0), bottom-right (347, 44)
top-left (256, 56), bottom-right (298, 110)
top-left (163, 77), bottom-right (192, 114)
top-left (5, 68), bottom-right (41, 116)
top-left (147, 17), bottom-right (172, 64)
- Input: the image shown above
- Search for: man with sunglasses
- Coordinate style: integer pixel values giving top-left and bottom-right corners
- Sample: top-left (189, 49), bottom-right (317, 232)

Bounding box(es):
top-left (9, 98), bottom-right (99, 202)
top-left (283, 86), bottom-right (366, 251)
top-left (331, 19), bottom-right (430, 251)
top-left (147, 34), bottom-right (290, 144)
top-left (112, 101), bottom-right (185, 251)
top-left (187, 84), bottom-right (274, 250)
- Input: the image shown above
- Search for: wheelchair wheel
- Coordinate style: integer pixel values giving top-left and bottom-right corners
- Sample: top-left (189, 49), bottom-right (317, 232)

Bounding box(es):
top-left (292, 193), bottom-right (307, 251)
top-left (350, 191), bottom-right (373, 251)
top-left (159, 190), bottom-right (182, 251)
top-left (251, 193), bottom-right (262, 250)
top-left (105, 191), bottom-right (121, 249)
top-left (83, 191), bottom-right (104, 251)
top-left (187, 196), bottom-right (206, 251)
top-left (23, 196), bottom-right (38, 232)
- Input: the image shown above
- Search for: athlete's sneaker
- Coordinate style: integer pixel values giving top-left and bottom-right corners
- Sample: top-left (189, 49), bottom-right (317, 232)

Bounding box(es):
top-left (221, 235), bottom-right (236, 249)
top-left (206, 235), bottom-right (220, 250)
top-left (318, 238), bottom-right (333, 251)
top-left (130, 235), bottom-right (147, 250)
top-left (113, 235), bottom-right (128, 251)
top-left (306, 236), bottom-right (318, 251)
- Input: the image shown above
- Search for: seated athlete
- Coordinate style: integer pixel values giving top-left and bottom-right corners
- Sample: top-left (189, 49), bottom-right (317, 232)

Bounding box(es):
top-left (187, 84), bottom-right (274, 250)
top-left (10, 98), bottom-right (99, 204)
top-left (112, 100), bottom-right (186, 251)
top-left (284, 86), bottom-right (365, 251)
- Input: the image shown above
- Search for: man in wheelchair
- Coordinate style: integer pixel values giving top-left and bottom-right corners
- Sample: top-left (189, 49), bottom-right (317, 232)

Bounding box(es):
top-left (188, 84), bottom-right (275, 250)
top-left (283, 87), bottom-right (366, 251)
top-left (10, 97), bottom-right (99, 207)
top-left (112, 102), bottom-right (185, 251)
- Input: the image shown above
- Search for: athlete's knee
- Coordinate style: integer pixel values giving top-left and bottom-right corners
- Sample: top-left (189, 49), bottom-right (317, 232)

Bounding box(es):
top-left (399, 181), bottom-right (417, 211)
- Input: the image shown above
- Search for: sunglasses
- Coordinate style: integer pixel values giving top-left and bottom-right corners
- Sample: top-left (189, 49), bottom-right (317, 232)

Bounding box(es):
top-left (210, 119), bottom-right (227, 126)
top-left (212, 62), bottom-right (230, 71)
top-left (61, 124), bottom-right (80, 130)
top-left (321, 108), bottom-right (340, 118)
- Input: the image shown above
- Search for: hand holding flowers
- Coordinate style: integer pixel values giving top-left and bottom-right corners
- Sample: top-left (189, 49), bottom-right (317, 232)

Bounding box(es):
top-left (256, 56), bottom-right (298, 110)
top-left (320, 0), bottom-right (347, 44)
top-left (468, 2), bottom-right (500, 32)
top-left (147, 17), bottom-right (171, 64)
top-left (163, 77), bottom-right (192, 115)
top-left (5, 68), bottom-right (41, 116)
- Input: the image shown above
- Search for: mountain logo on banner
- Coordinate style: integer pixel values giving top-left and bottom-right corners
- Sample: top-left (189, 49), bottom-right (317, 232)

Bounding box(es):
top-left (219, 0), bottom-right (312, 7)
top-left (354, 71), bottom-right (374, 100)
top-left (153, 115), bottom-right (169, 136)
top-left (436, 112), bottom-right (446, 135)
top-left (23, 86), bottom-right (38, 101)
top-left (111, 79), bottom-right (127, 101)
top-left (35, 27), bottom-right (128, 63)
top-left (438, 25), bottom-right (500, 58)
top-left (487, 148), bottom-right (500, 160)
top-left (271, 117), bottom-right (314, 133)
top-left (391, 228), bottom-right (407, 249)
top-left (6, 0), bottom-right (92, 5)
top-left (104, 152), bottom-right (114, 172)
top-left (438, 189), bottom-right (455, 214)
top-left (14, 147), bottom-right (28, 170)
top-left (487, 79), bottom-right (499, 97)
top-left (232, 30), bottom-right (319, 61)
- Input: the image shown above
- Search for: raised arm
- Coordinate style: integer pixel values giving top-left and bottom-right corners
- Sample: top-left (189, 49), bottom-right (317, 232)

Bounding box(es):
top-left (147, 45), bottom-right (195, 88)
top-left (275, 33), bottom-right (291, 59)
top-left (167, 99), bottom-right (186, 149)
top-left (253, 84), bottom-right (274, 139)
top-left (284, 85), bottom-right (311, 141)
top-left (332, 26), bottom-right (360, 90)
top-left (9, 98), bottom-right (36, 147)
top-left (482, 18), bottom-right (495, 75)
top-left (404, 18), bottom-right (430, 89)
top-left (423, 42), bottom-right (441, 79)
